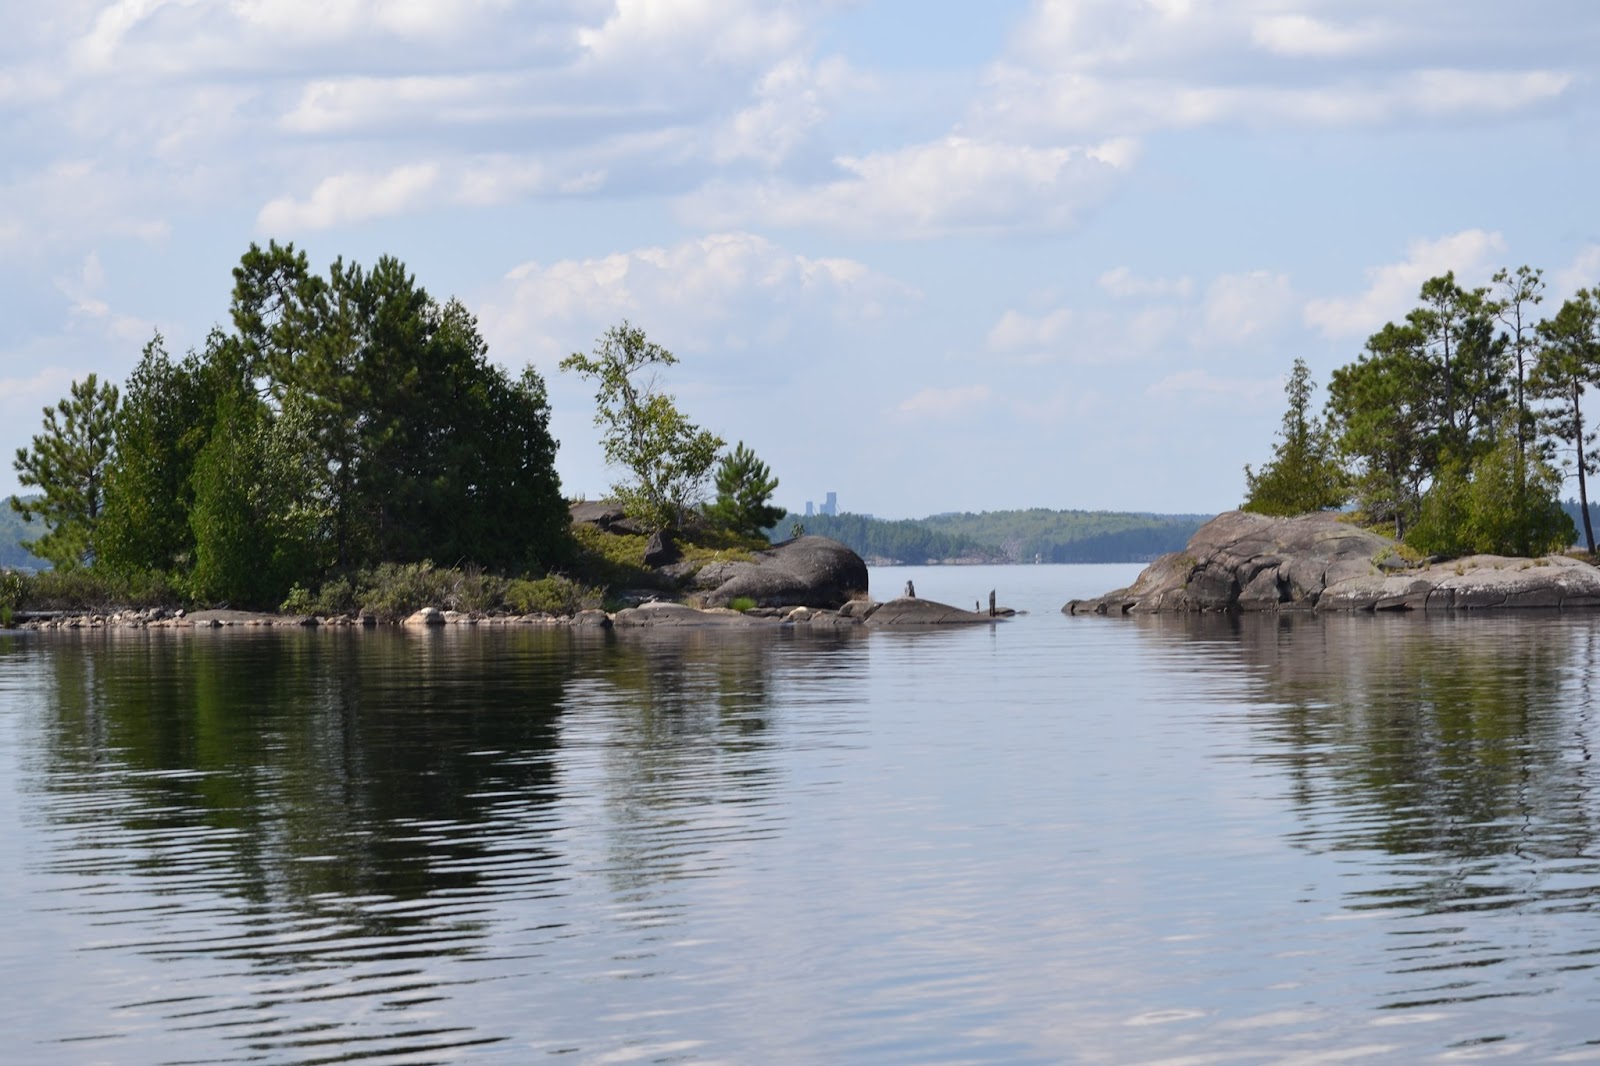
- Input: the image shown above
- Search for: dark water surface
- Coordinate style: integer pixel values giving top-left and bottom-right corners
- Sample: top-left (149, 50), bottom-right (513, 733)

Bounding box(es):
top-left (6, 564), bottom-right (1600, 1064)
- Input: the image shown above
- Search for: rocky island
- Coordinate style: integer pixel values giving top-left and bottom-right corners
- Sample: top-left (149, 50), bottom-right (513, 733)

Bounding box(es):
top-left (1065, 510), bottom-right (1600, 614)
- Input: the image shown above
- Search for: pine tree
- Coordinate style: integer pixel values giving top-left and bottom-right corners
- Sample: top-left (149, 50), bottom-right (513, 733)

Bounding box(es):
top-left (706, 442), bottom-right (785, 536)
top-left (10, 373), bottom-right (119, 568)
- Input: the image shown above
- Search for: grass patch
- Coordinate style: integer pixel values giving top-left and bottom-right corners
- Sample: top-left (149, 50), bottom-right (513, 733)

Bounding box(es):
top-left (727, 596), bottom-right (758, 613)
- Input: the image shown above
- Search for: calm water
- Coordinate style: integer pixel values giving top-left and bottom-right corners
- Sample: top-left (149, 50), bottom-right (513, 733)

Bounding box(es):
top-left (6, 563), bottom-right (1600, 1064)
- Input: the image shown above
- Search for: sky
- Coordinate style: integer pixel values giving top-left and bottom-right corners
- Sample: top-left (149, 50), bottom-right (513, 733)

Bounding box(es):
top-left (3, 0), bottom-right (1599, 520)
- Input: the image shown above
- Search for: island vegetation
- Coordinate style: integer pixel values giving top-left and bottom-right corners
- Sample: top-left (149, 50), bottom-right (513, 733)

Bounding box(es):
top-left (4, 244), bottom-right (784, 622)
top-left (1243, 265), bottom-right (1600, 560)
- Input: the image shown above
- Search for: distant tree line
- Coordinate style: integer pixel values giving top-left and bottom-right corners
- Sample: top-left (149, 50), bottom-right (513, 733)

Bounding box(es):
top-left (1244, 266), bottom-right (1599, 558)
top-left (779, 509), bottom-right (1207, 564)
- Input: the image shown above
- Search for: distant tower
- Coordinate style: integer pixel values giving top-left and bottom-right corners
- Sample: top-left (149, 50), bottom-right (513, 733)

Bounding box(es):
top-left (823, 491), bottom-right (838, 516)
top-left (805, 501), bottom-right (815, 517)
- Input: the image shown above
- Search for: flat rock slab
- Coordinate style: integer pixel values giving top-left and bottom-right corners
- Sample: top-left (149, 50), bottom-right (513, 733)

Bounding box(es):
top-left (863, 597), bottom-right (1003, 626)
top-left (612, 601), bottom-right (777, 628)
top-left (1066, 510), bottom-right (1600, 614)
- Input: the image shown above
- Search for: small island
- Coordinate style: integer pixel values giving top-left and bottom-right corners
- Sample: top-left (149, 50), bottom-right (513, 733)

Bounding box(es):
top-left (1066, 509), bottom-right (1600, 615)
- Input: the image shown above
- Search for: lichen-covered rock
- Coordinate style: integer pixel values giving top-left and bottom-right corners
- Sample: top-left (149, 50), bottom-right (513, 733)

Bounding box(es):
top-left (1065, 510), bottom-right (1600, 614)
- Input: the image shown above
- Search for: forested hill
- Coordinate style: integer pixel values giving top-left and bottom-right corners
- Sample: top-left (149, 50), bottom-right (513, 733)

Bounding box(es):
top-left (0, 502), bottom-right (46, 570)
top-left (780, 509), bottom-right (1210, 564)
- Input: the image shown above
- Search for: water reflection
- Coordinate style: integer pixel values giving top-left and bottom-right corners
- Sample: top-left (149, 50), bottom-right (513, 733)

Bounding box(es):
top-left (1131, 612), bottom-right (1600, 1027)
top-left (12, 626), bottom-right (810, 1064)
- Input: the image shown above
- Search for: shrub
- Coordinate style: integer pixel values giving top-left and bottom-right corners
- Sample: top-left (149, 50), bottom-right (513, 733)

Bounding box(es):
top-left (727, 596), bottom-right (758, 613)
top-left (505, 575), bottom-right (598, 615)
top-left (355, 561), bottom-right (470, 621)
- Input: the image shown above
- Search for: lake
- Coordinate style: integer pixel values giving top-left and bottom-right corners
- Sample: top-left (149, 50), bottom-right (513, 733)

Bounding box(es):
top-left (5, 562), bottom-right (1600, 1064)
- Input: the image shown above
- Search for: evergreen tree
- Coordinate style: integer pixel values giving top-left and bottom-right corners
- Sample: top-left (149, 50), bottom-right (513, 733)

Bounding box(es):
top-left (98, 333), bottom-right (218, 576)
top-left (1532, 290), bottom-right (1600, 553)
top-left (706, 442), bottom-right (785, 536)
top-left (10, 373), bottom-right (119, 568)
top-left (1241, 358), bottom-right (1346, 516)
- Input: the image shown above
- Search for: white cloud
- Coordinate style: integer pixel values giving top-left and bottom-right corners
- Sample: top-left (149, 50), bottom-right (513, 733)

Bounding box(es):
top-left (1303, 230), bottom-right (1507, 339)
top-left (978, 1), bottom-right (1579, 140)
top-left (1147, 368), bottom-right (1279, 407)
top-left (683, 135), bottom-right (1140, 238)
top-left (987, 309), bottom-right (1075, 354)
top-left (894, 384), bottom-right (992, 419)
top-left (1251, 15), bottom-right (1390, 58)
top-left (1198, 271), bottom-right (1297, 347)
top-left (988, 268), bottom-right (1298, 366)
top-left (1555, 245), bottom-right (1600, 300)
top-left (1099, 267), bottom-right (1193, 301)
top-left (480, 231), bottom-right (918, 366)
top-left (579, 0), bottom-right (805, 70)
top-left (51, 252), bottom-right (156, 344)
top-left (256, 163), bottom-right (441, 231)
top-left (0, 365), bottom-right (83, 431)
top-left (711, 57), bottom-right (859, 167)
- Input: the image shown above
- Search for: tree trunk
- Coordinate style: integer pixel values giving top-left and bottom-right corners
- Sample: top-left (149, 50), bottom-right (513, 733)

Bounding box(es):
top-left (1578, 385), bottom-right (1595, 554)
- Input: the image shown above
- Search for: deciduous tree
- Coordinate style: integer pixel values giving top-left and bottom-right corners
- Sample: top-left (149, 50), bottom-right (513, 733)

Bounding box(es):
top-left (561, 321), bottom-right (723, 531)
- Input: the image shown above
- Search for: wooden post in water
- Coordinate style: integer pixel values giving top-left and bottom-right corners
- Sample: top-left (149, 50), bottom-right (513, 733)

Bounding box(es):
top-left (989, 590), bottom-right (997, 617)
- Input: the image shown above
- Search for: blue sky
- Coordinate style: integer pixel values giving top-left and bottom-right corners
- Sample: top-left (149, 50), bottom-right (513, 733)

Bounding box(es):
top-left (4, 0), bottom-right (1599, 519)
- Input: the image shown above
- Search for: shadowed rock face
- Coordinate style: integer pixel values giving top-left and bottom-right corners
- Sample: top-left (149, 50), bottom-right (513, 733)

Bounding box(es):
top-left (1064, 510), bottom-right (1600, 614)
top-left (698, 536), bottom-right (869, 609)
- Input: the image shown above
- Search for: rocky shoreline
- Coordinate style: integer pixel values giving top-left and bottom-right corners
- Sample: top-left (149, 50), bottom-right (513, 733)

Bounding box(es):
top-left (11, 595), bottom-right (1009, 633)
top-left (1066, 510), bottom-right (1600, 615)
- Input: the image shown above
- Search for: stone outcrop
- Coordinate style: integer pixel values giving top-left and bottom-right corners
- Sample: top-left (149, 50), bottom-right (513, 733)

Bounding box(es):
top-left (1065, 510), bottom-right (1600, 614)
top-left (862, 597), bottom-right (1000, 626)
top-left (697, 535), bottom-right (869, 609)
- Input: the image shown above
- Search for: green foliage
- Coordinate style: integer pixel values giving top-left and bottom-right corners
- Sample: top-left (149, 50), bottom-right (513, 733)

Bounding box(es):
top-left (727, 596), bottom-right (758, 613)
top-left (1531, 289), bottom-right (1600, 552)
top-left (0, 567), bottom-right (181, 613)
top-left (706, 442), bottom-right (785, 536)
top-left (1242, 358), bottom-right (1347, 516)
top-left (279, 576), bottom-right (356, 618)
top-left (187, 388), bottom-right (324, 608)
top-left (1408, 439), bottom-right (1574, 558)
top-left (23, 242), bottom-right (567, 609)
top-left (561, 321), bottom-right (724, 531)
top-left (504, 575), bottom-right (597, 616)
top-left (1326, 323), bottom-right (1436, 537)
top-left (10, 373), bottom-right (119, 569)
top-left (240, 243), bottom-right (568, 574)
top-left (352, 562), bottom-right (478, 621)
top-left (97, 334), bottom-right (217, 577)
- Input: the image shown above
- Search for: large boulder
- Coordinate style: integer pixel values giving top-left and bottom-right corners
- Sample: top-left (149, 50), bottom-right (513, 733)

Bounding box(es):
top-left (699, 536), bottom-right (869, 609)
top-left (1065, 510), bottom-right (1600, 614)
